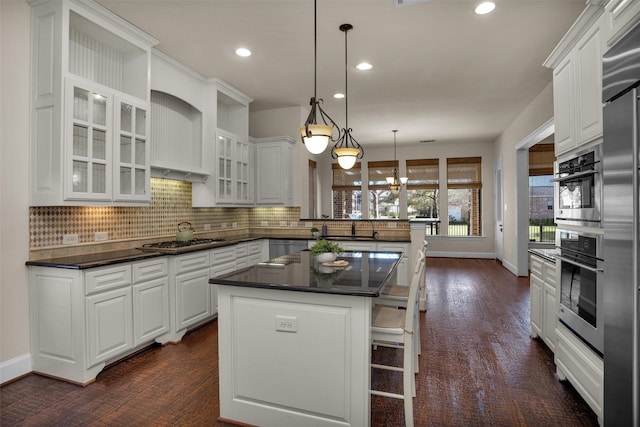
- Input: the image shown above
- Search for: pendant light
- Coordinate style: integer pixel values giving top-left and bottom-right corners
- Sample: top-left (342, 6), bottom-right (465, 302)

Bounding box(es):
top-left (331, 23), bottom-right (364, 170)
top-left (386, 130), bottom-right (408, 195)
top-left (300, 0), bottom-right (341, 155)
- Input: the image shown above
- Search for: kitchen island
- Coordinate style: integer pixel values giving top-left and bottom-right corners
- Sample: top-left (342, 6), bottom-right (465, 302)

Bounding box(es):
top-left (211, 250), bottom-right (401, 427)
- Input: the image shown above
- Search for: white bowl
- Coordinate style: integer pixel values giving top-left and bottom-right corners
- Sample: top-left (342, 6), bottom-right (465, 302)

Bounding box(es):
top-left (317, 252), bottom-right (337, 263)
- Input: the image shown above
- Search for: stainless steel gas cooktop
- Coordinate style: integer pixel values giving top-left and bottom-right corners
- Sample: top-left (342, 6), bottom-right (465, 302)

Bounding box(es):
top-left (138, 238), bottom-right (226, 254)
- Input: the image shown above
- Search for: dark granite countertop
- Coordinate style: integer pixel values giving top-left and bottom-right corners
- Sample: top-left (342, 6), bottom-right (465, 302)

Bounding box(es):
top-left (25, 249), bottom-right (166, 270)
top-left (528, 247), bottom-right (560, 263)
top-left (210, 250), bottom-right (401, 297)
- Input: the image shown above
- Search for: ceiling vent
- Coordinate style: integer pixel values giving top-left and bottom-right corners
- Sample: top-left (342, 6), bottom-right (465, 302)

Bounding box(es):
top-left (394, 0), bottom-right (432, 7)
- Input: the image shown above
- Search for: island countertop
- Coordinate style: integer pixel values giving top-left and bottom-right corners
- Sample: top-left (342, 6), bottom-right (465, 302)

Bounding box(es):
top-left (210, 250), bottom-right (401, 297)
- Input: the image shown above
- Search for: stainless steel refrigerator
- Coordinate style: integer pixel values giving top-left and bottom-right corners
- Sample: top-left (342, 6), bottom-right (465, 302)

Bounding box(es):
top-left (602, 22), bottom-right (640, 427)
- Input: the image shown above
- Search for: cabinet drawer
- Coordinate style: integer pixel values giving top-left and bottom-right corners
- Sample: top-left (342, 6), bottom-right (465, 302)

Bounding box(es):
top-left (543, 262), bottom-right (557, 286)
top-left (210, 246), bottom-right (236, 266)
top-left (84, 265), bottom-right (132, 295)
top-left (529, 255), bottom-right (544, 277)
top-left (235, 243), bottom-right (248, 257)
top-left (133, 258), bottom-right (168, 283)
top-left (173, 251), bottom-right (210, 274)
top-left (247, 240), bottom-right (262, 255)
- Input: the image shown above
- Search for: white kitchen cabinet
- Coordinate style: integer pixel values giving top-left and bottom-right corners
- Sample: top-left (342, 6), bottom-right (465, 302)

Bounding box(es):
top-left (171, 251), bottom-right (211, 335)
top-left (29, 256), bottom-right (170, 385)
top-left (255, 136), bottom-right (295, 206)
top-left (551, 18), bottom-right (605, 156)
top-left (605, 0), bottom-right (640, 47)
top-left (210, 245), bottom-right (238, 316)
top-left (191, 81), bottom-right (252, 207)
top-left (132, 258), bottom-right (170, 346)
top-left (529, 252), bottom-right (558, 353)
top-left (86, 286), bottom-right (133, 367)
top-left (214, 130), bottom-right (253, 204)
top-left (556, 322), bottom-right (603, 425)
top-left (29, 0), bottom-right (156, 206)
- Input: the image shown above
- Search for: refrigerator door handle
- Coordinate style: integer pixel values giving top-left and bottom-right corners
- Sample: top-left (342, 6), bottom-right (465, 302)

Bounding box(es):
top-left (557, 256), bottom-right (604, 273)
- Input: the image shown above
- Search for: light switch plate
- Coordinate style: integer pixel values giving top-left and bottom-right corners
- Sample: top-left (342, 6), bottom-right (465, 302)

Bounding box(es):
top-left (62, 234), bottom-right (79, 245)
top-left (203, 224), bottom-right (211, 231)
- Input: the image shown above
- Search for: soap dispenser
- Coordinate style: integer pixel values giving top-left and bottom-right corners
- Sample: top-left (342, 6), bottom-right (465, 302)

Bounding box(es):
top-left (321, 224), bottom-right (328, 237)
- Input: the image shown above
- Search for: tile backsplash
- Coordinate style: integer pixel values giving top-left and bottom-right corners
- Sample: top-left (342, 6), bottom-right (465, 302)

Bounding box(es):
top-left (30, 179), bottom-right (300, 251)
top-left (29, 178), bottom-right (409, 259)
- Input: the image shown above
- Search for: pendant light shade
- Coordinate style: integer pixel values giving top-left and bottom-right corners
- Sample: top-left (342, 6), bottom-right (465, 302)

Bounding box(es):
top-left (300, 0), bottom-right (341, 154)
top-left (386, 130), bottom-right (407, 195)
top-left (331, 23), bottom-right (363, 170)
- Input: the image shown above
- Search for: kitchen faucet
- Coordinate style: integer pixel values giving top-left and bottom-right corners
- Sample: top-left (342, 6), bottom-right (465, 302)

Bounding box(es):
top-left (351, 221), bottom-right (356, 236)
top-left (369, 219), bottom-right (379, 240)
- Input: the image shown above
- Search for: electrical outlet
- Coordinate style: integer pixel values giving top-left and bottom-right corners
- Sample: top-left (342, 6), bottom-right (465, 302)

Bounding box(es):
top-left (221, 223), bottom-right (228, 229)
top-left (279, 221), bottom-right (288, 227)
top-left (62, 234), bottom-right (79, 245)
top-left (388, 222), bottom-right (397, 229)
top-left (203, 224), bottom-right (211, 231)
top-left (260, 221), bottom-right (268, 227)
top-left (290, 221), bottom-right (298, 228)
top-left (275, 315), bottom-right (297, 333)
top-left (232, 222), bottom-right (238, 228)
top-left (94, 232), bottom-right (108, 241)
top-left (305, 221), bottom-right (313, 228)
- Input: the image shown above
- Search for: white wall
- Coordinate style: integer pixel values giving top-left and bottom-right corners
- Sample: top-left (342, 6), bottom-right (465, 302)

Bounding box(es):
top-left (1, 0), bottom-right (32, 379)
top-left (494, 82), bottom-right (554, 274)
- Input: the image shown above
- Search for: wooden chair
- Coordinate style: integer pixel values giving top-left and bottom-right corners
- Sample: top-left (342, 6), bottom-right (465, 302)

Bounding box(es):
top-left (370, 250), bottom-right (425, 427)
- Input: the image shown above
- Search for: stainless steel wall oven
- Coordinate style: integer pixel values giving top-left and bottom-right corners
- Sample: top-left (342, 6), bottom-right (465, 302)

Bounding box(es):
top-left (556, 229), bottom-right (604, 355)
top-left (553, 145), bottom-right (602, 227)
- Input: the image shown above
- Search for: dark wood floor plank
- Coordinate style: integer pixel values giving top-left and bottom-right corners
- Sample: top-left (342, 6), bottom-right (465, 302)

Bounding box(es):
top-left (1, 258), bottom-right (598, 426)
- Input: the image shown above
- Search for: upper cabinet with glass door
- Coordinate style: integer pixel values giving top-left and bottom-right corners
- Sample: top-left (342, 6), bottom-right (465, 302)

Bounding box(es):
top-left (29, 0), bottom-right (157, 206)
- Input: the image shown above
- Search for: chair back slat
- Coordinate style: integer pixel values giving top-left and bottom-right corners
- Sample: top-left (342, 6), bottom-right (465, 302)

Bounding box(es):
top-left (404, 249), bottom-right (424, 333)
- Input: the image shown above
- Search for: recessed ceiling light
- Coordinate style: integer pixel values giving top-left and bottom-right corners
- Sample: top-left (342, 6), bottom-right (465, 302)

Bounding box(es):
top-left (475, 2), bottom-right (495, 15)
top-left (235, 47), bottom-right (251, 57)
top-left (334, 93), bottom-right (345, 99)
top-left (356, 62), bottom-right (373, 71)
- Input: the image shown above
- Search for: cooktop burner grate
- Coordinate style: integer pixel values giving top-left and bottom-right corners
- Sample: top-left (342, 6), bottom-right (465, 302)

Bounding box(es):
top-left (140, 238), bottom-right (226, 250)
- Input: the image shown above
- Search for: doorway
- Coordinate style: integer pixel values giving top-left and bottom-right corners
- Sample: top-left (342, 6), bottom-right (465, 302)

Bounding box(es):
top-left (514, 118), bottom-right (554, 276)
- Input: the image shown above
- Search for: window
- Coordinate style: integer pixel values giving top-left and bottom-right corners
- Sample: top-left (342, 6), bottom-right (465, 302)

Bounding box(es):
top-left (528, 143), bottom-right (555, 242)
top-left (406, 159), bottom-right (439, 233)
top-left (309, 159), bottom-right (317, 218)
top-left (447, 157), bottom-right (482, 236)
top-left (368, 161), bottom-right (399, 219)
top-left (332, 162), bottom-right (362, 219)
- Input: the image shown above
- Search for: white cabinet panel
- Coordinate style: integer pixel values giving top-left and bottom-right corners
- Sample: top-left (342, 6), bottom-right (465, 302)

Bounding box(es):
top-left (84, 264), bottom-right (132, 295)
top-left (255, 137), bottom-right (295, 206)
top-left (86, 287), bottom-right (133, 367)
top-left (175, 269), bottom-right (211, 330)
top-left (133, 277), bottom-right (170, 346)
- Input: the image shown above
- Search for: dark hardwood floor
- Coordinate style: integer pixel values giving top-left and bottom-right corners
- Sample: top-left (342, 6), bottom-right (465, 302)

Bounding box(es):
top-left (1, 258), bottom-right (598, 426)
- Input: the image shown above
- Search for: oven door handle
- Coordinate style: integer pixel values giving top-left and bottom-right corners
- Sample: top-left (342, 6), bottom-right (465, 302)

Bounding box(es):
top-left (551, 169), bottom-right (598, 182)
top-left (558, 256), bottom-right (604, 273)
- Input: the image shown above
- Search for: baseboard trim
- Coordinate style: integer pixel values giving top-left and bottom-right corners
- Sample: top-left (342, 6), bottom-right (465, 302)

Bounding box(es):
top-left (0, 353), bottom-right (32, 386)
top-left (426, 251), bottom-right (495, 259)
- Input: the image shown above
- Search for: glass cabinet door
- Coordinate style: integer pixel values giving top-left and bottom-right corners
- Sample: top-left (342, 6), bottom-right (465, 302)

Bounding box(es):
top-left (235, 139), bottom-right (250, 203)
top-left (67, 80), bottom-right (112, 200)
top-left (114, 96), bottom-right (150, 202)
top-left (217, 132), bottom-right (234, 202)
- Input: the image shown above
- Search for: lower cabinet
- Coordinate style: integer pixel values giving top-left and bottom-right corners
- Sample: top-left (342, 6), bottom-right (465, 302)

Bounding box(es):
top-left (169, 251), bottom-right (211, 341)
top-left (556, 322), bottom-right (603, 424)
top-left (29, 257), bottom-right (170, 385)
top-left (86, 287), bottom-right (133, 367)
top-left (529, 253), bottom-right (558, 353)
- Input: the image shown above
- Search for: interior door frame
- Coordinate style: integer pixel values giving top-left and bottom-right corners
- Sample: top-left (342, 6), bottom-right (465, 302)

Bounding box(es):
top-left (494, 157), bottom-right (504, 262)
top-left (514, 118), bottom-right (554, 276)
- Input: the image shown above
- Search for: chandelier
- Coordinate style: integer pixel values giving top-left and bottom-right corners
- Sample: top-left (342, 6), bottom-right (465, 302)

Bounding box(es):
top-left (331, 23), bottom-right (363, 170)
top-left (386, 130), bottom-right (407, 195)
top-left (300, 0), bottom-right (341, 155)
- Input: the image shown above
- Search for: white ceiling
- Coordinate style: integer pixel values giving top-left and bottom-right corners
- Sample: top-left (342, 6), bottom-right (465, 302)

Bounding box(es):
top-left (96, 0), bottom-right (584, 147)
